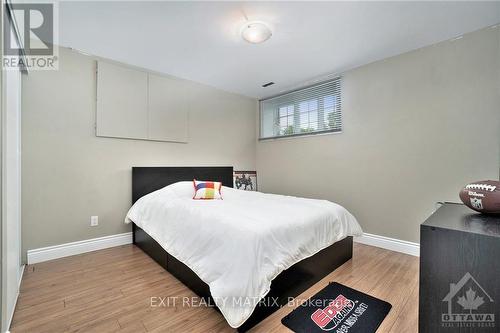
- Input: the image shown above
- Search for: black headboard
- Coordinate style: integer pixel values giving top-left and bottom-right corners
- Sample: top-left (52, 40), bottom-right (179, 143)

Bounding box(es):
top-left (132, 166), bottom-right (233, 204)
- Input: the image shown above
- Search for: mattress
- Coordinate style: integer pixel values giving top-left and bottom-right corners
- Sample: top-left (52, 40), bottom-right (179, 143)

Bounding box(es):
top-left (125, 181), bottom-right (362, 328)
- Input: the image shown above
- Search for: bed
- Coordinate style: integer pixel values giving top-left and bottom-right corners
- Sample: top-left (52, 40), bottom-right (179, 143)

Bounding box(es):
top-left (126, 166), bottom-right (362, 332)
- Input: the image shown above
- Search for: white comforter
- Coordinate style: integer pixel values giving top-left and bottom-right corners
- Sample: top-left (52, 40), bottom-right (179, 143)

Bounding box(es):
top-left (125, 182), bottom-right (362, 328)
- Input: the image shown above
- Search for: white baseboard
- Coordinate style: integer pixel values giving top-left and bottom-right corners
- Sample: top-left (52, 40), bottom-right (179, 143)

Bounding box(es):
top-left (354, 232), bottom-right (420, 257)
top-left (27, 232), bottom-right (133, 264)
top-left (25, 230), bottom-right (417, 265)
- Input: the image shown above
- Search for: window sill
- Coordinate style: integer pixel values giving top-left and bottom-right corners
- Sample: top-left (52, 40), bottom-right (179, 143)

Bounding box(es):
top-left (258, 130), bottom-right (342, 142)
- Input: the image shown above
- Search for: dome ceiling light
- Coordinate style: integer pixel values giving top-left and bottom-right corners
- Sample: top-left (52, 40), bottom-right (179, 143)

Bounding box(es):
top-left (241, 22), bottom-right (272, 44)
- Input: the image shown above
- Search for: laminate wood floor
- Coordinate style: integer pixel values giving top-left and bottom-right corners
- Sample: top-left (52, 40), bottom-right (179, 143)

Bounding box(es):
top-left (11, 243), bottom-right (419, 333)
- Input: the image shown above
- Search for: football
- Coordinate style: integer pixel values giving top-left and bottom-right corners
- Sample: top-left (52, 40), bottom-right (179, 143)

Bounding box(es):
top-left (459, 180), bottom-right (500, 214)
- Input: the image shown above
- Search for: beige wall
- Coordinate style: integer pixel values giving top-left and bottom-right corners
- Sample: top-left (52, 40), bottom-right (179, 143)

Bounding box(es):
top-left (22, 26), bottom-right (500, 257)
top-left (257, 26), bottom-right (500, 243)
top-left (21, 47), bottom-right (257, 259)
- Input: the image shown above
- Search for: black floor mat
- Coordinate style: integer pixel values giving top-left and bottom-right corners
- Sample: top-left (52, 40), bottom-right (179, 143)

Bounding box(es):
top-left (281, 282), bottom-right (392, 333)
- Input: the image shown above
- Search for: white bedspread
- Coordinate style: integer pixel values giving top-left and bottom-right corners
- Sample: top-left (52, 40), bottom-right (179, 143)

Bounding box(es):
top-left (125, 181), bottom-right (362, 328)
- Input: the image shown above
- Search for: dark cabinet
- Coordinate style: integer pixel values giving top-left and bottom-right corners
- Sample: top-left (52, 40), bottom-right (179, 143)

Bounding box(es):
top-left (419, 203), bottom-right (500, 332)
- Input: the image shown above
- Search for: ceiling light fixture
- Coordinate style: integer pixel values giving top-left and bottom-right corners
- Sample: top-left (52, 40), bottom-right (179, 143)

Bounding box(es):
top-left (241, 22), bottom-right (272, 44)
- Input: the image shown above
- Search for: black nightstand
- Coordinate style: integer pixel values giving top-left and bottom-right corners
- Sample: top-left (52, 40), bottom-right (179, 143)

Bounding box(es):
top-left (419, 203), bottom-right (500, 332)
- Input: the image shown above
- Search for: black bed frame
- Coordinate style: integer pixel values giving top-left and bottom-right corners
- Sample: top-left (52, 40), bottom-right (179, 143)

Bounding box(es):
top-left (131, 167), bottom-right (353, 332)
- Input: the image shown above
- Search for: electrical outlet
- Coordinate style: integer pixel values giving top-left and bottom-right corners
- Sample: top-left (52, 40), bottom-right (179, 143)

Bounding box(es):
top-left (90, 216), bottom-right (99, 227)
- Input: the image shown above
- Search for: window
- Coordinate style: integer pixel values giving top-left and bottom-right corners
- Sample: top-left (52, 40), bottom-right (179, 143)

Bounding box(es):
top-left (299, 100), bottom-right (318, 132)
top-left (260, 78), bottom-right (342, 139)
top-left (278, 105), bottom-right (294, 135)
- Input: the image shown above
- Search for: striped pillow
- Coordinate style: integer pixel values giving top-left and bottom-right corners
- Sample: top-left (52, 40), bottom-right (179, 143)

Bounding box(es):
top-left (193, 180), bottom-right (223, 200)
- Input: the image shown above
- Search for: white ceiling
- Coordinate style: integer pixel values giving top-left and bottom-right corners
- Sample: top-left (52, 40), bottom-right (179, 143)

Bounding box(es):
top-left (59, 1), bottom-right (500, 98)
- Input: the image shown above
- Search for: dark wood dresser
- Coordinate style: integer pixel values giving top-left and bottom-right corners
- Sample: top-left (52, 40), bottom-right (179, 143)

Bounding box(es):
top-left (419, 203), bottom-right (500, 332)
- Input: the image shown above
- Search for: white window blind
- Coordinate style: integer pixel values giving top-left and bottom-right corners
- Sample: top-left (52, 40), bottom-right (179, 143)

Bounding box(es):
top-left (260, 78), bottom-right (342, 139)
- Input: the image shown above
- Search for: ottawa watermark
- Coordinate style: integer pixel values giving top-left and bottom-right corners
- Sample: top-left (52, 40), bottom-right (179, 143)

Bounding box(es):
top-left (441, 272), bottom-right (495, 329)
top-left (3, 0), bottom-right (58, 70)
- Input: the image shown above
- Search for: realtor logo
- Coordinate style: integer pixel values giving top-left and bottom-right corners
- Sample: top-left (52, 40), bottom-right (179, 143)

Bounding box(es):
top-left (441, 272), bottom-right (495, 328)
top-left (3, 1), bottom-right (58, 70)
